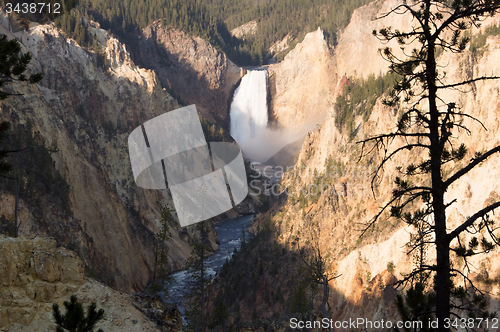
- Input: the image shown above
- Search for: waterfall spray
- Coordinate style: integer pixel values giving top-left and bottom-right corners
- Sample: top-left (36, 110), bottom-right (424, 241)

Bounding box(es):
top-left (230, 69), bottom-right (305, 163)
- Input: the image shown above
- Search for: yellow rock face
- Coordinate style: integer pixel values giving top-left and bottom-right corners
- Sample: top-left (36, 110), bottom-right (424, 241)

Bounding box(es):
top-left (0, 236), bottom-right (163, 332)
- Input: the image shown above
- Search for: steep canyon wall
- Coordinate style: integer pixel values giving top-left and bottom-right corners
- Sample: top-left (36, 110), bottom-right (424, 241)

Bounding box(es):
top-left (247, 0), bottom-right (500, 323)
top-left (0, 13), bottom-right (237, 293)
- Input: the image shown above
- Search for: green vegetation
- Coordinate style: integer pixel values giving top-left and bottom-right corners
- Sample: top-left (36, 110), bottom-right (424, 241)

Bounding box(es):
top-left (207, 302), bottom-right (229, 329)
top-left (54, 14), bottom-right (94, 48)
top-left (198, 113), bottom-right (229, 142)
top-left (394, 278), bottom-right (494, 332)
top-left (394, 283), bottom-right (436, 332)
top-left (469, 24), bottom-right (500, 57)
top-left (52, 295), bottom-right (104, 332)
top-left (202, 0), bottom-right (374, 64)
top-left (290, 157), bottom-right (347, 209)
top-left (0, 35), bottom-right (45, 237)
top-left (52, 13), bottom-right (110, 72)
top-left (334, 72), bottom-right (400, 138)
top-left (150, 204), bottom-right (173, 294)
top-left (212, 219), bottom-right (318, 324)
top-left (387, 261), bottom-right (395, 274)
top-left (0, 121), bottom-right (12, 177)
top-left (185, 220), bottom-right (211, 332)
top-left (364, 0), bottom-right (500, 328)
top-left (0, 34), bottom-right (43, 100)
top-left (53, 0), bottom-right (373, 66)
top-left (289, 281), bottom-right (309, 313)
top-left (7, 121), bottom-right (71, 214)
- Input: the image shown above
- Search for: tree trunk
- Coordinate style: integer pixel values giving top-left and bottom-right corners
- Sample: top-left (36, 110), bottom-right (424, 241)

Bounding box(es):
top-left (427, 33), bottom-right (451, 330)
top-left (201, 222), bottom-right (206, 332)
top-left (321, 277), bottom-right (333, 332)
top-left (321, 277), bottom-right (329, 318)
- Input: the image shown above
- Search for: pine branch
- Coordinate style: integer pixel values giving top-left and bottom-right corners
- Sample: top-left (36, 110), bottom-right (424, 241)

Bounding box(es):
top-left (437, 76), bottom-right (500, 89)
top-left (448, 202), bottom-right (500, 241)
top-left (444, 145), bottom-right (500, 189)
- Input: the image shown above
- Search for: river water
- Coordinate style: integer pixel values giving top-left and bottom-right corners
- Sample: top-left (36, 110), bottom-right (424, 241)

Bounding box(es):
top-left (165, 214), bottom-right (254, 319)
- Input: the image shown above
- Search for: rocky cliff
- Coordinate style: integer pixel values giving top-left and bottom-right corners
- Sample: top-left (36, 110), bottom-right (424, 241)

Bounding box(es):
top-left (268, 27), bottom-right (338, 135)
top-left (0, 235), bottom-right (168, 332)
top-left (2, 0), bottom-right (500, 326)
top-left (135, 22), bottom-right (244, 123)
top-left (0, 12), bottom-right (223, 293)
top-left (219, 0), bottom-right (500, 324)
top-left (267, 0), bottom-right (416, 136)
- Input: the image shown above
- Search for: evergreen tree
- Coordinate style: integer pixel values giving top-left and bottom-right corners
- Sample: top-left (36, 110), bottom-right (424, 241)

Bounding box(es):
top-left (185, 220), bottom-right (211, 332)
top-left (52, 295), bottom-right (104, 332)
top-left (289, 280), bottom-right (309, 314)
top-left (299, 241), bottom-right (340, 318)
top-left (217, 127), bottom-right (224, 141)
top-left (0, 34), bottom-right (42, 178)
top-left (150, 204), bottom-right (173, 294)
top-left (0, 121), bottom-right (13, 177)
top-left (394, 283), bottom-right (436, 332)
top-left (360, 0), bottom-right (500, 329)
top-left (64, 0), bottom-right (375, 66)
top-left (207, 302), bottom-right (228, 329)
top-left (0, 34), bottom-right (43, 100)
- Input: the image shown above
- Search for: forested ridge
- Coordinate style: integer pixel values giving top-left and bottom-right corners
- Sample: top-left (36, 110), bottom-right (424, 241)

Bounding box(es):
top-left (52, 0), bottom-right (372, 66)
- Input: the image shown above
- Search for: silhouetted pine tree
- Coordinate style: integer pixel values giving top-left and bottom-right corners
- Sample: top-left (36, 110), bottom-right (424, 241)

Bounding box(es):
top-left (52, 295), bottom-right (104, 332)
top-left (185, 220), bottom-right (211, 332)
top-left (0, 35), bottom-right (43, 100)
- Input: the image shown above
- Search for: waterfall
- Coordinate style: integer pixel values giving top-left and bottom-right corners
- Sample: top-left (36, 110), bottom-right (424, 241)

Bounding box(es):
top-left (229, 69), bottom-right (314, 164)
top-left (230, 70), bottom-right (268, 143)
top-left (230, 70), bottom-right (268, 160)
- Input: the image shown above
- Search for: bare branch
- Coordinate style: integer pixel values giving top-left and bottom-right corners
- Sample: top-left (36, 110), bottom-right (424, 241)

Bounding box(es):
top-left (437, 76), bottom-right (500, 89)
top-left (393, 265), bottom-right (438, 287)
top-left (444, 146), bottom-right (500, 189)
top-left (448, 202), bottom-right (500, 241)
top-left (357, 132), bottom-right (429, 144)
top-left (360, 187), bottom-right (432, 236)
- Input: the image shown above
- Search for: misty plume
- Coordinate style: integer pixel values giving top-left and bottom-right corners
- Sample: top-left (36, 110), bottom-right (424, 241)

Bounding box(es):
top-left (230, 70), bottom-right (311, 162)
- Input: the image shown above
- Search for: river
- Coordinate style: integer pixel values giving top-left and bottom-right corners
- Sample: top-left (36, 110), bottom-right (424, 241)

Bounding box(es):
top-left (165, 214), bottom-right (254, 320)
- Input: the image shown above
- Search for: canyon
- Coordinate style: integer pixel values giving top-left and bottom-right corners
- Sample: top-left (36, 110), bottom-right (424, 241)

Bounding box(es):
top-left (0, 11), bottom-right (236, 296)
top-left (1, 0), bottom-right (500, 330)
top-left (237, 0), bottom-right (500, 325)
top-left (135, 22), bottom-right (244, 123)
top-left (0, 235), bottom-right (175, 331)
